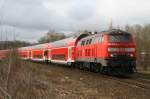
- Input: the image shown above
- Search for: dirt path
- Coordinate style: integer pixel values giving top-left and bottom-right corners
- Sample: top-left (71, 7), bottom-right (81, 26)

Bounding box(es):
top-left (1, 61), bottom-right (150, 99)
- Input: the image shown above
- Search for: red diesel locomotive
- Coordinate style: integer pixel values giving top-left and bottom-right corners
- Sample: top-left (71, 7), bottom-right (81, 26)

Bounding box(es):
top-left (76, 30), bottom-right (136, 74)
top-left (0, 29), bottom-right (136, 75)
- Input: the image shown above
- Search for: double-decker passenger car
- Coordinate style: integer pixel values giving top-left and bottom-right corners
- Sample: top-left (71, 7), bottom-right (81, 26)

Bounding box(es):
top-left (18, 46), bottom-right (32, 60)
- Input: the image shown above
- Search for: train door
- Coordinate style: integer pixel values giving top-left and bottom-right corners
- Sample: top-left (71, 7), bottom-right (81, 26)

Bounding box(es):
top-left (94, 37), bottom-right (98, 58)
top-left (29, 51), bottom-right (31, 59)
top-left (44, 50), bottom-right (48, 62)
top-left (48, 49), bottom-right (51, 62)
top-left (68, 47), bottom-right (72, 64)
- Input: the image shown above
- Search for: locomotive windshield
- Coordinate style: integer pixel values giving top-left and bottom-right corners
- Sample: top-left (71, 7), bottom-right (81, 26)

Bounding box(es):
top-left (109, 34), bottom-right (132, 43)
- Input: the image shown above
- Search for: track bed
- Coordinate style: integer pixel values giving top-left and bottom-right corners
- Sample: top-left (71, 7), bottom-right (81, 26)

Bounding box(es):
top-left (0, 61), bottom-right (150, 99)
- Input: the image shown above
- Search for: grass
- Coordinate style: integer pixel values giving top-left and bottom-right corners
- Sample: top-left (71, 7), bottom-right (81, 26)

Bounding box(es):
top-left (136, 72), bottom-right (150, 80)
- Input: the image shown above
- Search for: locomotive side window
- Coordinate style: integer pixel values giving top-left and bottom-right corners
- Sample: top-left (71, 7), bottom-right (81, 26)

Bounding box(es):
top-left (86, 40), bottom-right (89, 45)
top-left (81, 41), bottom-right (85, 46)
top-left (85, 39), bottom-right (92, 45)
top-left (89, 39), bottom-right (92, 44)
top-left (91, 38), bottom-right (96, 44)
top-left (101, 37), bottom-right (104, 42)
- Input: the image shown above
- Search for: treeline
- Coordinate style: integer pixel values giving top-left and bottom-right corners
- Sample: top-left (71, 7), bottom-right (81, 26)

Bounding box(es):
top-left (0, 41), bottom-right (31, 50)
top-left (125, 24), bottom-right (150, 70)
top-left (38, 30), bottom-right (66, 44)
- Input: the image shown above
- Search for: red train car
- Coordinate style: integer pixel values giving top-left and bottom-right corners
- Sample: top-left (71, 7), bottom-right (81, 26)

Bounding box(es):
top-left (18, 46), bottom-right (32, 60)
top-left (0, 50), bottom-right (9, 60)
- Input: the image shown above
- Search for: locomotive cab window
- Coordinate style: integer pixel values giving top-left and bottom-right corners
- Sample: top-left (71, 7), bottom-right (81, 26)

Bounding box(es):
top-left (109, 34), bottom-right (132, 43)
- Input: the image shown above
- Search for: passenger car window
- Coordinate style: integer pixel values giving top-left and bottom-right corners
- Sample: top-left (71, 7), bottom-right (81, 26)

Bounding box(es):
top-left (81, 41), bottom-right (85, 46)
top-left (89, 39), bottom-right (92, 44)
top-left (99, 37), bottom-right (104, 43)
top-left (86, 40), bottom-right (89, 45)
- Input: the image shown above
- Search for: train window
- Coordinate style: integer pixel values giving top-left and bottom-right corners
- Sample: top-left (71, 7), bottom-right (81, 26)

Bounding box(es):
top-left (81, 42), bottom-right (83, 46)
top-left (86, 40), bottom-right (89, 45)
top-left (99, 37), bottom-right (104, 43)
top-left (34, 54), bottom-right (43, 59)
top-left (85, 39), bottom-right (92, 45)
top-left (81, 41), bottom-right (85, 46)
top-left (109, 34), bottom-right (132, 42)
top-left (91, 38), bottom-right (96, 44)
top-left (89, 39), bottom-right (92, 44)
top-left (101, 37), bottom-right (104, 42)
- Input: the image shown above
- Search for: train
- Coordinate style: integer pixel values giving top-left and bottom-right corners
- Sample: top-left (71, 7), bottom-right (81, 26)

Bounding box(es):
top-left (0, 29), bottom-right (136, 75)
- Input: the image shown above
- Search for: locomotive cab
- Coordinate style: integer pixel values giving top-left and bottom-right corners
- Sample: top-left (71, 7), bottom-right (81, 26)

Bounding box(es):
top-left (103, 30), bottom-right (136, 74)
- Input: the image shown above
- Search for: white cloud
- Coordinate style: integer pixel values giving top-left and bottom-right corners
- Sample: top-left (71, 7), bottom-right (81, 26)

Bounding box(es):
top-left (0, 0), bottom-right (150, 42)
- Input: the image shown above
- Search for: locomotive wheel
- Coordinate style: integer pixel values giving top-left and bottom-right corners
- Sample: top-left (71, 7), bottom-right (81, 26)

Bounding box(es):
top-left (90, 64), bottom-right (94, 72)
top-left (79, 62), bottom-right (84, 70)
top-left (83, 62), bottom-right (90, 71)
top-left (93, 63), bottom-right (100, 73)
top-left (100, 66), bottom-right (109, 74)
top-left (75, 62), bottom-right (79, 69)
top-left (71, 63), bottom-right (76, 68)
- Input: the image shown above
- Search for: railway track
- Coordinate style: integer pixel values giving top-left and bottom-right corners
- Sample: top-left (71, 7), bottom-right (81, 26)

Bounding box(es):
top-left (52, 64), bottom-right (150, 92)
top-left (102, 74), bottom-right (150, 93)
top-left (0, 86), bottom-right (11, 99)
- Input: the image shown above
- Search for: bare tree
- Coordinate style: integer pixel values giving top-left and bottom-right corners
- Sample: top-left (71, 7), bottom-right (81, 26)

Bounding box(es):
top-left (125, 24), bottom-right (150, 70)
top-left (38, 30), bottom-right (66, 43)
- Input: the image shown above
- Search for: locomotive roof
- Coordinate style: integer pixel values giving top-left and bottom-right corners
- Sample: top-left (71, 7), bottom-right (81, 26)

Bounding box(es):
top-left (78, 29), bottom-right (131, 41)
top-left (102, 29), bottom-right (131, 35)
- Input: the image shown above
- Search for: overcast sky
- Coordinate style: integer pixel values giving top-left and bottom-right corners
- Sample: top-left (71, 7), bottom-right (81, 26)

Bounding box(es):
top-left (0, 0), bottom-right (150, 42)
